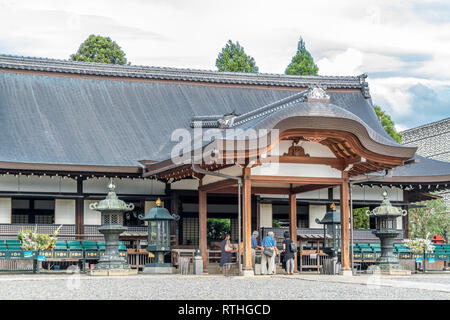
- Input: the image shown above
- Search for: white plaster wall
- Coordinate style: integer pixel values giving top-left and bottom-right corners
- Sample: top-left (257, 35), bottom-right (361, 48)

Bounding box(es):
top-left (260, 203), bottom-right (273, 227)
top-left (182, 203), bottom-right (238, 213)
top-left (296, 188), bottom-right (329, 200)
top-left (0, 175), bottom-right (76, 192)
top-left (83, 178), bottom-right (156, 194)
top-left (333, 186), bottom-right (403, 202)
top-left (55, 199), bottom-right (75, 224)
top-left (309, 205), bottom-right (327, 228)
top-left (396, 216), bottom-right (403, 230)
top-left (0, 198), bottom-right (11, 223)
top-left (202, 165), bottom-right (243, 185)
top-left (171, 179), bottom-right (199, 190)
top-left (252, 163), bottom-right (341, 178)
top-left (84, 200), bottom-right (101, 225)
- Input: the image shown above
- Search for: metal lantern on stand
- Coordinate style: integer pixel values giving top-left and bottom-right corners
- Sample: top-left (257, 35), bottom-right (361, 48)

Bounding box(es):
top-left (138, 198), bottom-right (176, 274)
top-left (316, 203), bottom-right (341, 258)
top-left (365, 190), bottom-right (410, 275)
top-left (88, 179), bottom-right (136, 275)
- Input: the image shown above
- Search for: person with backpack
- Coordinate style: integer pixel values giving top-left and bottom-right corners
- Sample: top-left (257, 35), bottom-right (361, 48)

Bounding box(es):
top-left (282, 231), bottom-right (296, 275)
top-left (260, 231), bottom-right (278, 275)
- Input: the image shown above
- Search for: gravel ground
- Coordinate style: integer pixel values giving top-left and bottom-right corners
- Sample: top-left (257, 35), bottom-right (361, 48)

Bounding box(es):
top-left (0, 273), bottom-right (449, 300)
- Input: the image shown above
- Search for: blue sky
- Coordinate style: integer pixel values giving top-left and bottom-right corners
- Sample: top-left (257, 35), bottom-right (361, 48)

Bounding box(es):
top-left (0, 0), bottom-right (449, 131)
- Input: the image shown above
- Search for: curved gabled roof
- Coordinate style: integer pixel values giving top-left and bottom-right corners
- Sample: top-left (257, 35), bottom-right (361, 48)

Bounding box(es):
top-left (0, 54), bottom-right (410, 170)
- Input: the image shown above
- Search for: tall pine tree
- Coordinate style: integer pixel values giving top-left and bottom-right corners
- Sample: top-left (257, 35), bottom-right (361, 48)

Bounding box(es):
top-left (216, 40), bottom-right (258, 73)
top-left (373, 105), bottom-right (402, 143)
top-left (285, 37), bottom-right (318, 75)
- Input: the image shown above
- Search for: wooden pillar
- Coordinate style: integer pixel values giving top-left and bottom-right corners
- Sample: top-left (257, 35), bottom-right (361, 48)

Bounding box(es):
top-left (199, 183), bottom-right (208, 271)
top-left (243, 167), bottom-right (252, 270)
top-left (340, 172), bottom-right (350, 272)
top-left (256, 196), bottom-right (261, 232)
top-left (402, 191), bottom-right (410, 239)
top-left (289, 192), bottom-right (298, 272)
top-left (75, 178), bottom-right (84, 240)
top-left (171, 191), bottom-right (180, 245)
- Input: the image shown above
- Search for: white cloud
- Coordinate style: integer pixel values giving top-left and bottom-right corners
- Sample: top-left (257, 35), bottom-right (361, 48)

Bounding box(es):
top-left (317, 48), bottom-right (363, 76)
top-left (0, 0), bottom-right (449, 129)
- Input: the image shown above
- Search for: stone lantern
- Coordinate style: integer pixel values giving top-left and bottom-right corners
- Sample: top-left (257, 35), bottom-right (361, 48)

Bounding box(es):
top-left (138, 198), bottom-right (176, 274)
top-left (316, 203), bottom-right (341, 258)
top-left (88, 179), bottom-right (137, 275)
top-left (365, 190), bottom-right (410, 275)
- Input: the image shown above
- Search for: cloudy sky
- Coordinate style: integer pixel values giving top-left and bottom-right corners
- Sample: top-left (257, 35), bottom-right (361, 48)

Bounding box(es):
top-left (0, 0), bottom-right (449, 131)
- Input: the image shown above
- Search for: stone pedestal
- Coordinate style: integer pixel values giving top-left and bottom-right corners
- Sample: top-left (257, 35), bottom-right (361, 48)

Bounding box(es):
top-left (88, 269), bottom-right (138, 276)
top-left (143, 264), bottom-right (173, 274)
top-left (241, 268), bottom-right (255, 276)
top-left (95, 226), bottom-right (130, 271)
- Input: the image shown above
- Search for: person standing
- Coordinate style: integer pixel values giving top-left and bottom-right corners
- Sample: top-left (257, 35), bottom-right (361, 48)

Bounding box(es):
top-left (219, 234), bottom-right (233, 273)
top-left (282, 231), bottom-right (295, 275)
top-left (261, 231), bottom-right (278, 275)
top-left (251, 231), bottom-right (261, 268)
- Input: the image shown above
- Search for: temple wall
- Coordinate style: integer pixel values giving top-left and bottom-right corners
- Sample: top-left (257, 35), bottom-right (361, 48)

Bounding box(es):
top-left (402, 118), bottom-right (450, 206)
top-left (84, 200), bottom-right (101, 225)
top-left (84, 177), bottom-right (162, 194)
top-left (333, 185), bottom-right (403, 202)
top-left (54, 199), bottom-right (75, 225)
top-left (251, 163), bottom-right (341, 178)
top-left (0, 198), bottom-right (11, 224)
top-left (259, 203), bottom-right (272, 228)
top-left (171, 179), bottom-right (198, 190)
top-left (0, 175), bottom-right (75, 192)
top-left (309, 205), bottom-right (326, 228)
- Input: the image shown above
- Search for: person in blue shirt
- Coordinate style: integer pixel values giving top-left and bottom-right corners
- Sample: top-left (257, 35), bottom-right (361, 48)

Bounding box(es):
top-left (261, 231), bottom-right (278, 275)
top-left (251, 231), bottom-right (261, 269)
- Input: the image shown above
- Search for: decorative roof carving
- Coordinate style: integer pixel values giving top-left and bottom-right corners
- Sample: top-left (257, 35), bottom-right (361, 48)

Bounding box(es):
top-left (306, 86), bottom-right (330, 101)
top-left (283, 142), bottom-right (310, 157)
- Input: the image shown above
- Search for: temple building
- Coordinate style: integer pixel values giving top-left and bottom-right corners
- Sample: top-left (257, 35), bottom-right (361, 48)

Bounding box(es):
top-left (402, 118), bottom-right (450, 205)
top-left (0, 54), bottom-right (449, 274)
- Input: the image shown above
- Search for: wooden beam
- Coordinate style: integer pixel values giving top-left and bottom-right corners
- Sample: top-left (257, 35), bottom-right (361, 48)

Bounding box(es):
top-left (243, 167), bottom-right (253, 271)
top-left (199, 179), bottom-right (237, 192)
top-left (250, 175), bottom-right (344, 185)
top-left (289, 192), bottom-right (298, 272)
top-left (290, 184), bottom-right (334, 195)
top-left (198, 182), bottom-right (208, 271)
top-left (210, 186), bottom-right (291, 195)
top-left (340, 171), bottom-right (350, 272)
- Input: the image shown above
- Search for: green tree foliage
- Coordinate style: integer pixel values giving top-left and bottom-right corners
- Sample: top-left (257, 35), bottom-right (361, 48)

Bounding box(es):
top-left (216, 40), bottom-right (258, 73)
top-left (285, 37), bottom-right (319, 76)
top-left (272, 219), bottom-right (281, 228)
top-left (207, 218), bottom-right (231, 240)
top-left (71, 35), bottom-right (128, 65)
top-left (408, 198), bottom-right (449, 239)
top-left (353, 207), bottom-right (370, 229)
top-left (373, 105), bottom-right (402, 143)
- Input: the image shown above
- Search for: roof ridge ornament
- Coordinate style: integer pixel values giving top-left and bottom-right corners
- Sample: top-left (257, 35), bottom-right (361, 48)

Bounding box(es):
top-left (358, 73), bottom-right (371, 99)
top-left (217, 112), bottom-right (239, 129)
top-left (306, 85), bottom-right (330, 103)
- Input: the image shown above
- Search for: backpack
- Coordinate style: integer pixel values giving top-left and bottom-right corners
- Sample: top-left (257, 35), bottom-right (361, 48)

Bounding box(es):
top-left (290, 241), bottom-right (296, 252)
